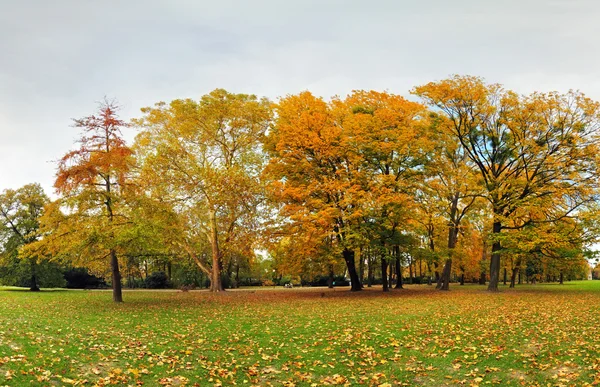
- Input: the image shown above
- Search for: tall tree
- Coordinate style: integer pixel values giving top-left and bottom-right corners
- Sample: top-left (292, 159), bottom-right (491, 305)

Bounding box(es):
top-left (265, 92), bottom-right (371, 291)
top-left (343, 91), bottom-right (428, 292)
top-left (414, 75), bottom-right (600, 291)
top-left (134, 89), bottom-right (272, 292)
top-left (422, 114), bottom-right (481, 290)
top-left (28, 100), bottom-right (133, 302)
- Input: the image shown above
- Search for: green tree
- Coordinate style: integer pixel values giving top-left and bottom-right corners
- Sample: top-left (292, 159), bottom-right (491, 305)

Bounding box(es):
top-left (0, 183), bottom-right (60, 290)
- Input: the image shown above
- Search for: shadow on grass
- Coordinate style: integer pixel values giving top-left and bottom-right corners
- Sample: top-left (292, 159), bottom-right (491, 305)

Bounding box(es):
top-left (0, 286), bottom-right (70, 293)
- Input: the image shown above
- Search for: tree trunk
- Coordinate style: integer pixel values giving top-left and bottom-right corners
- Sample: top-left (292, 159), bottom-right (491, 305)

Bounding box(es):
top-left (342, 248), bottom-right (361, 291)
top-left (510, 267), bottom-right (518, 288)
top-left (328, 265), bottom-right (334, 288)
top-left (367, 254), bottom-right (373, 287)
top-left (30, 274), bottom-right (40, 292)
top-left (110, 249), bottom-right (123, 303)
top-left (29, 260), bottom-right (40, 291)
top-left (439, 259), bottom-right (452, 291)
top-left (208, 207), bottom-right (224, 292)
top-left (460, 273), bottom-right (465, 285)
top-left (488, 220), bottom-right (502, 292)
top-left (408, 259), bottom-right (413, 284)
top-left (394, 247), bottom-right (403, 289)
top-left (388, 258), bottom-right (394, 288)
top-left (381, 257), bottom-right (389, 292)
top-left (440, 216), bottom-right (459, 291)
top-left (359, 249), bottom-right (365, 285)
top-left (559, 271), bottom-right (564, 285)
top-left (503, 268), bottom-right (507, 285)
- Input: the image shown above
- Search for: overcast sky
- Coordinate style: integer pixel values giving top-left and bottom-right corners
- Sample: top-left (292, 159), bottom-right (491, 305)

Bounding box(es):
top-left (1, 0), bottom-right (600, 196)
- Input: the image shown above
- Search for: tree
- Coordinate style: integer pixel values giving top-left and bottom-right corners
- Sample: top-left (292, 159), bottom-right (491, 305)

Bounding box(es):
top-left (343, 91), bottom-right (428, 291)
top-left (0, 183), bottom-right (54, 291)
top-left (422, 114), bottom-right (481, 290)
top-left (27, 100), bottom-right (133, 302)
top-left (414, 75), bottom-right (600, 291)
top-left (265, 92), bottom-right (368, 291)
top-left (134, 89), bottom-right (272, 292)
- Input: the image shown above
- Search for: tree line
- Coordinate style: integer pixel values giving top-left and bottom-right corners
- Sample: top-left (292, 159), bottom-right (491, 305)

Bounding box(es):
top-left (1, 75), bottom-right (599, 302)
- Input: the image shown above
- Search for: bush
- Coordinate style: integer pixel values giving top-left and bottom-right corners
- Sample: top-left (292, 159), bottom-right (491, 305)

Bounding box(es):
top-left (144, 271), bottom-right (171, 289)
top-left (63, 267), bottom-right (106, 289)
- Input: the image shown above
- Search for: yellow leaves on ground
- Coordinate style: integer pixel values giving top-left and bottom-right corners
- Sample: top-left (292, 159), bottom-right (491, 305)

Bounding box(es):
top-left (1, 283), bottom-right (600, 385)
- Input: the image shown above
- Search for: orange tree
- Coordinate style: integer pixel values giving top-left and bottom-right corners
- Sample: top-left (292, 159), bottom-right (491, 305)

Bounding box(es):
top-left (265, 92), bottom-right (366, 290)
top-left (265, 91), bottom-right (429, 291)
top-left (27, 100), bottom-right (133, 302)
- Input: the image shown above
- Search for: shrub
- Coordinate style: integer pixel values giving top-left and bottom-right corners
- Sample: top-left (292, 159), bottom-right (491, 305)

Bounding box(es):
top-left (144, 271), bottom-right (171, 289)
top-left (63, 267), bottom-right (106, 289)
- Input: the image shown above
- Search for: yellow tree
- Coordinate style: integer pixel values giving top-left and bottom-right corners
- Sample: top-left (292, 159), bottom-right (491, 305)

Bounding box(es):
top-left (134, 89), bottom-right (272, 292)
top-left (414, 75), bottom-right (600, 291)
top-left (422, 113), bottom-right (482, 290)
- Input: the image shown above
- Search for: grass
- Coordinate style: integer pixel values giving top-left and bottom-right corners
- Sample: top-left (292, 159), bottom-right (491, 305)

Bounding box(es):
top-left (1, 282), bottom-right (599, 386)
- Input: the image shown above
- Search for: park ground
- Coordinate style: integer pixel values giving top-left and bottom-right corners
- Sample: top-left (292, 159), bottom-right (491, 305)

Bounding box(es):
top-left (1, 282), bottom-right (600, 386)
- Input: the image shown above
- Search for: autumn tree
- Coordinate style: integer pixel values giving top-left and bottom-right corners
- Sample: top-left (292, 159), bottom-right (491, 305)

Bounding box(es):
top-left (414, 75), bottom-right (600, 291)
top-left (134, 89), bottom-right (272, 292)
top-left (0, 183), bottom-right (56, 291)
top-left (343, 91), bottom-right (428, 291)
top-left (27, 100), bottom-right (133, 302)
top-left (422, 114), bottom-right (481, 290)
top-left (265, 92), bottom-right (369, 291)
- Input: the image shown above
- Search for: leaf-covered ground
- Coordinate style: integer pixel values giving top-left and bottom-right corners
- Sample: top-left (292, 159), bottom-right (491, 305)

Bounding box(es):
top-left (1, 282), bottom-right (600, 387)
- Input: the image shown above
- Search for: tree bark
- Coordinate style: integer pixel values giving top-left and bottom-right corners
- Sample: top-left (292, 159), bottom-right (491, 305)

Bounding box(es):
top-left (388, 258), bottom-right (394, 288)
top-left (394, 246), bottom-right (403, 289)
top-left (559, 271), bottom-right (564, 285)
top-left (328, 265), bottom-right (334, 288)
top-left (29, 260), bottom-right (40, 292)
top-left (367, 254), bottom-right (373, 288)
top-left (488, 220), bottom-right (502, 292)
top-left (110, 249), bottom-right (123, 303)
top-left (510, 267), bottom-right (518, 288)
top-left (439, 259), bottom-right (452, 291)
top-left (30, 274), bottom-right (40, 292)
top-left (359, 249), bottom-right (365, 285)
top-left (343, 248), bottom-right (361, 291)
top-left (381, 257), bottom-right (389, 292)
top-left (440, 215), bottom-right (459, 291)
top-left (208, 207), bottom-right (224, 292)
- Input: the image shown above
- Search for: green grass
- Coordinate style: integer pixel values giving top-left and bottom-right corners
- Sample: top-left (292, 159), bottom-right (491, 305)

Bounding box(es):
top-left (1, 282), bottom-right (599, 386)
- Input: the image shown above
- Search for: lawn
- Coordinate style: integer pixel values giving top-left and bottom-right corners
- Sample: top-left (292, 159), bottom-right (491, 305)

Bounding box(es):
top-left (1, 282), bottom-right (599, 387)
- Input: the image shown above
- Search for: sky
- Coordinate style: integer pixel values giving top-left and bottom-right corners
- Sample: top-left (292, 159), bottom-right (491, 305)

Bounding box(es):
top-left (2, 0), bottom-right (600, 196)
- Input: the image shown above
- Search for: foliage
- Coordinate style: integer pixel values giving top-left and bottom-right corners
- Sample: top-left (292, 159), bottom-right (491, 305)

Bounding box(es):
top-left (134, 89), bottom-right (272, 292)
top-left (24, 100), bottom-right (134, 302)
top-left (63, 267), bottom-right (107, 289)
top-left (144, 271), bottom-right (171, 289)
top-left (0, 183), bottom-right (52, 290)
